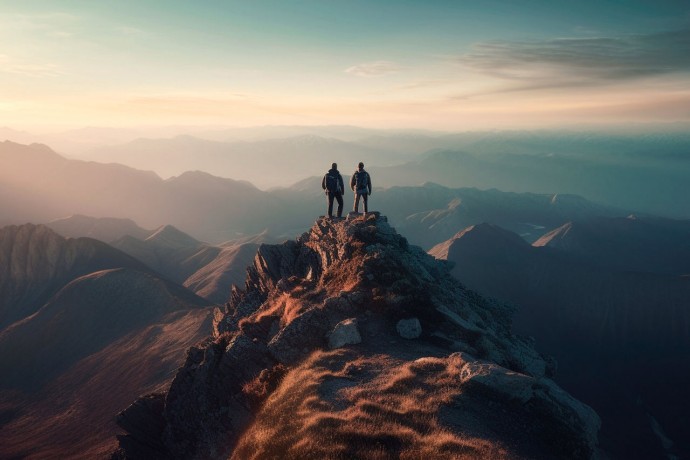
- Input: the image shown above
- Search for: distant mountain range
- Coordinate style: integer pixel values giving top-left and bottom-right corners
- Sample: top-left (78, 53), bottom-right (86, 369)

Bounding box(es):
top-left (376, 184), bottom-right (621, 247)
top-left (47, 214), bottom-right (152, 242)
top-left (533, 216), bottom-right (690, 275)
top-left (0, 124), bottom-right (442, 154)
top-left (0, 141), bottom-right (279, 242)
top-left (0, 224), bottom-right (213, 459)
top-left (75, 130), bottom-right (690, 219)
top-left (368, 139), bottom-right (690, 218)
top-left (45, 216), bottom-right (274, 305)
top-left (110, 225), bottom-right (272, 304)
top-left (3, 140), bottom-right (632, 248)
top-left (431, 216), bottom-right (690, 459)
top-left (87, 134), bottom-right (414, 189)
top-left (5, 126), bottom-right (684, 217)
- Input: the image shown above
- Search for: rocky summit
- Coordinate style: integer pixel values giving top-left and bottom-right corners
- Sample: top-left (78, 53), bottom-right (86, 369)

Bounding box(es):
top-left (113, 213), bottom-right (600, 460)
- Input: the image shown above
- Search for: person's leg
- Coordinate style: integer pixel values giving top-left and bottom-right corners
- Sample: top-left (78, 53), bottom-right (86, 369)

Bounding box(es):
top-left (363, 193), bottom-right (368, 213)
top-left (353, 193), bottom-right (361, 212)
top-left (335, 193), bottom-right (343, 217)
top-left (327, 193), bottom-right (335, 217)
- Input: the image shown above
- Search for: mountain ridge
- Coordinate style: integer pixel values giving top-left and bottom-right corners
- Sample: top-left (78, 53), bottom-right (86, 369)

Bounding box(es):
top-left (0, 225), bottom-right (215, 459)
top-left (114, 213), bottom-right (600, 459)
top-left (434, 221), bottom-right (690, 459)
top-left (0, 223), bottom-right (150, 329)
top-left (47, 214), bottom-right (152, 243)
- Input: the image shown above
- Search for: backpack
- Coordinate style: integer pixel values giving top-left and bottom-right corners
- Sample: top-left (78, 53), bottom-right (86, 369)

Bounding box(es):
top-left (355, 171), bottom-right (368, 191)
top-left (325, 173), bottom-right (340, 193)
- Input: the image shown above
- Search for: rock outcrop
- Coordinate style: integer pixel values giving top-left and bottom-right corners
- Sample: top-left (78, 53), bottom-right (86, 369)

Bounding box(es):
top-left (114, 213), bottom-right (600, 459)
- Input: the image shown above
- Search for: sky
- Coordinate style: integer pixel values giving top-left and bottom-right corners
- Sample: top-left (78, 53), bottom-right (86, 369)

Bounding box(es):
top-left (1, 0), bottom-right (689, 131)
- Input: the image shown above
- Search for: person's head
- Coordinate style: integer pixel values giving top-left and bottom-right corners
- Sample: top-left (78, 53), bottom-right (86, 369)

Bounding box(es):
top-left (358, 162), bottom-right (364, 170)
top-left (332, 162), bottom-right (337, 170)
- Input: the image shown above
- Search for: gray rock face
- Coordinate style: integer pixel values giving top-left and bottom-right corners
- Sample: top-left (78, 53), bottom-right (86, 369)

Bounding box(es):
top-left (396, 317), bottom-right (422, 339)
top-left (328, 318), bottom-right (362, 349)
top-left (114, 214), bottom-right (601, 460)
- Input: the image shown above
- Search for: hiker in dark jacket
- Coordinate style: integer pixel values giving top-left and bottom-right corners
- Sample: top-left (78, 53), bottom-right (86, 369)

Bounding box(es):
top-left (350, 162), bottom-right (372, 213)
top-left (321, 162), bottom-right (345, 218)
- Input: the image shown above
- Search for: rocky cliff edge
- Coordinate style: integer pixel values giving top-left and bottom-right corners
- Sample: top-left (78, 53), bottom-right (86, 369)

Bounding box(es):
top-left (114, 213), bottom-right (600, 460)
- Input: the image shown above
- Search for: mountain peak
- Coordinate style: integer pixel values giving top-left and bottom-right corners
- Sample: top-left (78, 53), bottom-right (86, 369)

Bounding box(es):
top-left (47, 214), bottom-right (151, 243)
top-left (115, 213), bottom-right (600, 459)
top-left (533, 221), bottom-right (575, 248)
top-left (457, 222), bottom-right (529, 244)
top-left (429, 222), bottom-right (529, 260)
top-left (145, 224), bottom-right (202, 249)
top-left (0, 222), bottom-right (150, 330)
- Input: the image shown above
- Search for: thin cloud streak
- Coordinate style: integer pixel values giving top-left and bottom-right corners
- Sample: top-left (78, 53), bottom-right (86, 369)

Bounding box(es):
top-left (0, 54), bottom-right (65, 78)
top-left (116, 26), bottom-right (152, 38)
top-left (456, 28), bottom-right (690, 85)
top-left (345, 61), bottom-right (402, 77)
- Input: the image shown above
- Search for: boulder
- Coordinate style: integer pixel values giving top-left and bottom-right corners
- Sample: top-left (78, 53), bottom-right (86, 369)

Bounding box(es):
top-left (454, 354), bottom-right (535, 404)
top-left (328, 318), bottom-right (362, 349)
top-left (396, 317), bottom-right (422, 339)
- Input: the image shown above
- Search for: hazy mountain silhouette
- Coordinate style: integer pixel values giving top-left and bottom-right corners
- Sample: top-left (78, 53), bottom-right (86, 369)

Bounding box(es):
top-left (0, 141), bottom-right (279, 242)
top-left (368, 134), bottom-right (690, 218)
top-left (0, 126), bottom-right (37, 145)
top-left (373, 183), bottom-right (621, 248)
top-left (88, 134), bottom-right (412, 188)
top-left (48, 214), bottom-right (152, 243)
top-left (431, 221), bottom-right (690, 459)
top-left (274, 177), bottom-right (624, 249)
top-left (114, 214), bottom-right (600, 459)
top-left (4, 126), bottom-right (689, 219)
top-left (534, 216), bottom-right (690, 275)
top-left (164, 124), bottom-right (394, 143)
top-left (1, 124), bottom-right (432, 155)
top-left (4, 140), bottom-right (627, 249)
top-left (86, 129), bottom-right (690, 212)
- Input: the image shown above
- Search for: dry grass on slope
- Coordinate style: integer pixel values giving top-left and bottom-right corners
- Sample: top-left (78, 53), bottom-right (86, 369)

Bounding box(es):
top-left (233, 349), bottom-right (511, 460)
top-left (0, 308), bottom-right (213, 460)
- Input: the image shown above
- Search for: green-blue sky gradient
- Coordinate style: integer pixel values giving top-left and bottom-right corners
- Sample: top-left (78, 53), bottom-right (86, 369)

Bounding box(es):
top-left (1, 0), bottom-right (689, 129)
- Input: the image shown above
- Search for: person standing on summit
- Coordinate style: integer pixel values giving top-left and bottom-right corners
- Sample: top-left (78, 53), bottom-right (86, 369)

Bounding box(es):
top-left (322, 162), bottom-right (345, 218)
top-left (351, 162), bottom-right (372, 213)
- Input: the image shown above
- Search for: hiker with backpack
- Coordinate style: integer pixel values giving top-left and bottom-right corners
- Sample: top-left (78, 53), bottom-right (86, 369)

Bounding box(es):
top-left (350, 162), bottom-right (372, 213)
top-left (321, 162), bottom-right (345, 218)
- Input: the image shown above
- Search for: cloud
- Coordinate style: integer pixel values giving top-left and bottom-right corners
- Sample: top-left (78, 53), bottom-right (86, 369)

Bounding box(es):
top-left (116, 26), bottom-right (152, 38)
top-left (9, 12), bottom-right (80, 32)
top-left (345, 61), bottom-right (402, 77)
top-left (456, 28), bottom-right (690, 86)
top-left (0, 54), bottom-right (64, 78)
top-left (0, 12), bottom-right (80, 41)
